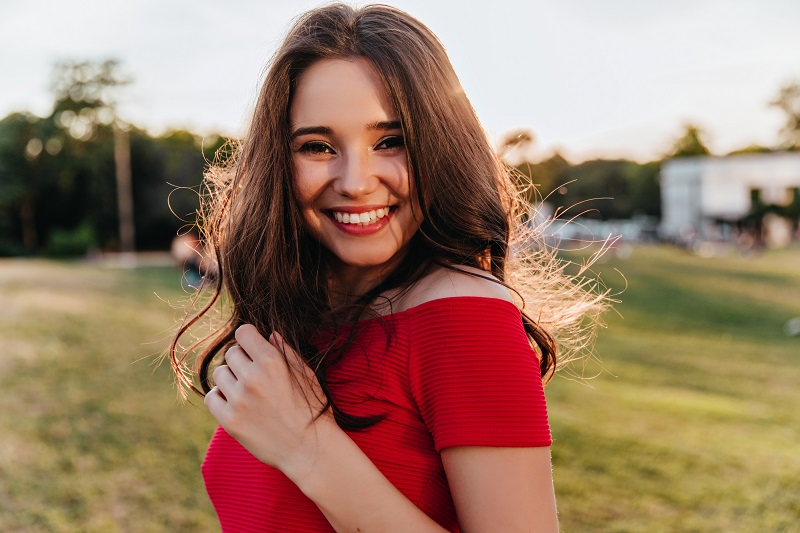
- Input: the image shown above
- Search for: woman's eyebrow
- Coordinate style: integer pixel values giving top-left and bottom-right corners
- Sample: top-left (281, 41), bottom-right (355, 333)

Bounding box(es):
top-left (290, 125), bottom-right (332, 140)
top-left (367, 120), bottom-right (402, 131)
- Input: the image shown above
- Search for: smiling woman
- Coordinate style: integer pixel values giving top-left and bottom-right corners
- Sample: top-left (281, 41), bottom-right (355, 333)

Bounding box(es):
top-left (169, 4), bottom-right (608, 532)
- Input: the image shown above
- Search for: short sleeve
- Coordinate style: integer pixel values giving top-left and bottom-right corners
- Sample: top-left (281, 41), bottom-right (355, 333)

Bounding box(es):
top-left (407, 297), bottom-right (552, 451)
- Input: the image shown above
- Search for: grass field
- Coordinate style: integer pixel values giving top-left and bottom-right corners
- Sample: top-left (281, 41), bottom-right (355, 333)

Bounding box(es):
top-left (0, 246), bottom-right (798, 532)
top-left (551, 246), bottom-right (800, 532)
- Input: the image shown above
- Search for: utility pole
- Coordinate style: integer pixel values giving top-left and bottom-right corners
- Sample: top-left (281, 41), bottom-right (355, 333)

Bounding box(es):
top-left (114, 121), bottom-right (135, 263)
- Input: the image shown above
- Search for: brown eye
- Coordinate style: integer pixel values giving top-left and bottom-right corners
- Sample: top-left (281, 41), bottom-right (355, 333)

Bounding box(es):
top-left (376, 136), bottom-right (405, 150)
top-left (298, 141), bottom-right (335, 155)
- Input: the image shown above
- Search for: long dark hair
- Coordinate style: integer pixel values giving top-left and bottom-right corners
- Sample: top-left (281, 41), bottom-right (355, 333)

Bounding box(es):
top-left (170, 3), bottom-right (605, 429)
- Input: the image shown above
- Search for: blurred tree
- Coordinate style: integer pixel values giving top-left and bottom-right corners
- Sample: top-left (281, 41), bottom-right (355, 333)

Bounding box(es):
top-left (509, 152), bottom-right (661, 220)
top-left (131, 130), bottom-right (228, 250)
top-left (667, 124), bottom-right (711, 158)
top-left (0, 107), bottom-right (111, 255)
top-left (770, 81), bottom-right (800, 150)
top-left (546, 159), bottom-right (662, 220)
top-left (552, 160), bottom-right (632, 220)
top-left (51, 59), bottom-right (135, 253)
top-left (0, 112), bottom-right (49, 252)
top-left (499, 128), bottom-right (535, 161)
top-left (512, 152), bottom-right (569, 204)
top-left (727, 144), bottom-right (775, 156)
top-left (500, 129), bottom-right (538, 206)
top-left (50, 60), bottom-right (131, 119)
top-left (0, 59), bottom-right (232, 256)
top-left (624, 161), bottom-right (661, 218)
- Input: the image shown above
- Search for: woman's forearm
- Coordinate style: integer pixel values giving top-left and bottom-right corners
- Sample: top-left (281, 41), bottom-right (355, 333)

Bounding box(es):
top-left (284, 419), bottom-right (447, 533)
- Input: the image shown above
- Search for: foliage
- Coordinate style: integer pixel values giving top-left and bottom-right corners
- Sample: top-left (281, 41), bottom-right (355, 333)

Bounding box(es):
top-left (624, 161), bottom-right (662, 218)
top-left (771, 80), bottom-right (800, 150)
top-left (50, 60), bottom-right (131, 111)
top-left (727, 144), bottom-right (776, 156)
top-left (1, 110), bottom-right (117, 252)
top-left (667, 123), bottom-right (711, 158)
top-left (129, 129), bottom-right (228, 250)
top-left (556, 160), bottom-right (632, 219)
top-left (499, 128), bottom-right (536, 162)
top-left (45, 221), bottom-right (98, 257)
top-left (506, 122), bottom-right (717, 222)
top-left (512, 152), bottom-right (570, 205)
top-left (0, 59), bottom-right (229, 256)
top-left (747, 187), bottom-right (800, 227)
top-left (0, 112), bottom-right (56, 251)
top-left (533, 158), bottom-right (661, 220)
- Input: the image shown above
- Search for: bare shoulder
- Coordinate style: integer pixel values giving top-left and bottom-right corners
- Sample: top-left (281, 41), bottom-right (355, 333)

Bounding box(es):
top-left (393, 265), bottom-right (514, 313)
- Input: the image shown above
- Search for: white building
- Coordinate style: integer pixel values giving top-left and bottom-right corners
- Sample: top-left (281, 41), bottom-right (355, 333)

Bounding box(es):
top-left (660, 152), bottom-right (800, 243)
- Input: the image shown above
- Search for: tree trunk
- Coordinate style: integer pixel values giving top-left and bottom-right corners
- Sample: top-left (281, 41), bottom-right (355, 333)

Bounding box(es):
top-left (19, 195), bottom-right (37, 251)
top-left (114, 124), bottom-right (135, 254)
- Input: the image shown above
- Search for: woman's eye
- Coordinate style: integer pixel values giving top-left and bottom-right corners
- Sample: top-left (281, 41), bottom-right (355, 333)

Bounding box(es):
top-left (298, 141), bottom-right (335, 155)
top-left (376, 136), bottom-right (405, 150)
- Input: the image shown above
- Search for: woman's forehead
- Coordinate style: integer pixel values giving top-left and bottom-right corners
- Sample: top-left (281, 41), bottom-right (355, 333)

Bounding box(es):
top-left (289, 58), bottom-right (399, 130)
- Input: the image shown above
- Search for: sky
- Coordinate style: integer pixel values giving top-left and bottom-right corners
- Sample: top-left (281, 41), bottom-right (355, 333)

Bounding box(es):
top-left (1, 0), bottom-right (799, 163)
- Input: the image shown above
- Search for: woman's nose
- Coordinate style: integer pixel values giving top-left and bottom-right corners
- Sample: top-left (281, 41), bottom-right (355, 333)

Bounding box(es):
top-left (333, 151), bottom-right (379, 198)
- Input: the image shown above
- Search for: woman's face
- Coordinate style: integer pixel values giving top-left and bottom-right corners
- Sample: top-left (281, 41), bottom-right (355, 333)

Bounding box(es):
top-left (290, 58), bottom-right (421, 282)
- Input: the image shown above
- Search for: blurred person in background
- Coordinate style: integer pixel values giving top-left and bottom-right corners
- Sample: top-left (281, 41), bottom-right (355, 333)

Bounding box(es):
top-left (170, 4), bottom-right (606, 532)
top-left (171, 231), bottom-right (216, 288)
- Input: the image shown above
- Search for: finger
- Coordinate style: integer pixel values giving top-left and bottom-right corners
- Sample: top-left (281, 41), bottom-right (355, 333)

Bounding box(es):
top-left (270, 331), bottom-right (325, 405)
top-left (235, 324), bottom-right (275, 362)
top-left (204, 386), bottom-right (227, 421)
top-left (269, 330), bottom-right (285, 354)
top-left (224, 345), bottom-right (251, 377)
top-left (271, 331), bottom-right (316, 380)
top-left (204, 385), bottom-right (225, 406)
top-left (212, 363), bottom-right (238, 392)
top-left (207, 384), bottom-right (226, 400)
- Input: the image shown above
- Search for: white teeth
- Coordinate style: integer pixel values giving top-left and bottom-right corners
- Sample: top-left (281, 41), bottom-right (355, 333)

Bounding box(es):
top-left (331, 207), bottom-right (391, 226)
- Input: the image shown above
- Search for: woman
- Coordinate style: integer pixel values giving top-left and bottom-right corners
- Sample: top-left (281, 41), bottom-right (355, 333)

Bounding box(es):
top-left (170, 4), bottom-right (606, 532)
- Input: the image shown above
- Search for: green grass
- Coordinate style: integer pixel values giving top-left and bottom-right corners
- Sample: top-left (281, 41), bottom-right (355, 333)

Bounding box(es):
top-left (550, 246), bottom-right (800, 532)
top-left (0, 260), bottom-right (218, 532)
top-left (0, 247), bottom-right (798, 532)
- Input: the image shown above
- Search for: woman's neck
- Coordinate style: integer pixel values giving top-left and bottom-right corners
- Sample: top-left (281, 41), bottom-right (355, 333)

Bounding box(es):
top-left (325, 248), bottom-right (412, 308)
top-left (326, 263), bottom-right (396, 307)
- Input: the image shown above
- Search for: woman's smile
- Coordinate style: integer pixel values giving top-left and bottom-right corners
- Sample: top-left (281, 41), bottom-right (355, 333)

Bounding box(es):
top-left (328, 206), bottom-right (393, 226)
top-left (324, 205), bottom-right (397, 237)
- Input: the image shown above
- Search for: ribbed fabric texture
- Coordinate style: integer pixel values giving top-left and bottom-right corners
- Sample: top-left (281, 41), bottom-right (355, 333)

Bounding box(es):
top-left (202, 296), bottom-right (551, 532)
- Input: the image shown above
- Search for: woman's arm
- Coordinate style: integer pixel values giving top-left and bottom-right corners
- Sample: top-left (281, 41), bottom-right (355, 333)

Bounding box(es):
top-left (205, 324), bottom-right (446, 533)
top-left (284, 414), bottom-right (447, 532)
top-left (442, 446), bottom-right (559, 533)
top-left (400, 271), bottom-right (560, 532)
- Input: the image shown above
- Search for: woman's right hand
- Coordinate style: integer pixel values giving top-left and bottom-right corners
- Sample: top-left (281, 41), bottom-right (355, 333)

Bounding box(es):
top-left (204, 324), bottom-right (337, 481)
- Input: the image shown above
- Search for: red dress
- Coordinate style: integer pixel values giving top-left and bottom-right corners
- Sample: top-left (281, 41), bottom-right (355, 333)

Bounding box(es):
top-left (203, 296), bottom-right (552, 532)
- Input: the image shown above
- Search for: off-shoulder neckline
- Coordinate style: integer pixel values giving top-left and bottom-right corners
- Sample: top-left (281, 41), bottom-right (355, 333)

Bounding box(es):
top-left (362, 295), bottom-right (519, 323)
